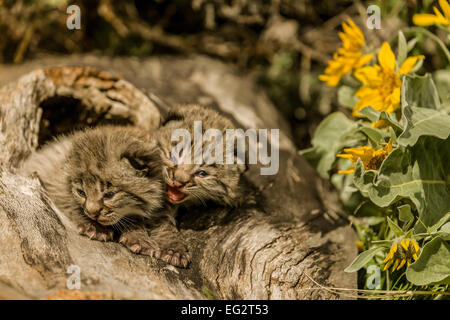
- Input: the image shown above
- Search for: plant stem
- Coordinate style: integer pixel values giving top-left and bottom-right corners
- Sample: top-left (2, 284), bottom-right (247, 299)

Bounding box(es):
top-left (403, 27), bottom-right (450, 63)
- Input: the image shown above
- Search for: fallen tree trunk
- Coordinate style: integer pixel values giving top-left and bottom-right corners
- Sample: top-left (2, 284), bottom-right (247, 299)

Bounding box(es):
top-left (0, 55), bottom-right (357, 299)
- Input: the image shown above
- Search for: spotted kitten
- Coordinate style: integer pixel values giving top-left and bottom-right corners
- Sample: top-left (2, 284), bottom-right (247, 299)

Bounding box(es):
top-left (156, 104), bottom-right (246, 209)
top-left (20, 126), bottom-right (189, 267)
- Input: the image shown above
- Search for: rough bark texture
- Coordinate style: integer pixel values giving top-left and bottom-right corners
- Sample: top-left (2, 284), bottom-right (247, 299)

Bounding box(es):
top-left (0, 55), bottom-right (357, 300)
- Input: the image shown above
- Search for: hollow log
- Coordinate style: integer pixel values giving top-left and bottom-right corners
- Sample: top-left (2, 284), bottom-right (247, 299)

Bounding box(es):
top-left (0, 55), bottom-right (357, 299)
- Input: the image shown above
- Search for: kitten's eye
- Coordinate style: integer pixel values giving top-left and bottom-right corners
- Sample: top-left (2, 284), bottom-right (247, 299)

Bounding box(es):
top-left (103, 191), bottom-right (116, 199)
top-left (195, 170), bottom-right (208, 177)
top-left (128, 157), bottom-right (146, 171)
top-left (76, 189), bottom-right (86, 197)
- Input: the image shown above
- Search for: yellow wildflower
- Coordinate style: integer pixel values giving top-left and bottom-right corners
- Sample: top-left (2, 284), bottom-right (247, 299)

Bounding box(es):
top-left (337, 139), bottom-right (393, 174)
top-left (352, 42), bottom-right (424, 119)
top-left (383, 239), bottom-right (421, 271)
top-left (413, 0), bottom-right (450, 26)
top-left (319, 18), bottom-right (373, 87)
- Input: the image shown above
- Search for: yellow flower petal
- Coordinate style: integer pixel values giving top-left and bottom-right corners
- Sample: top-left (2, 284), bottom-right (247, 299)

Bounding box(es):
top-left (413, 13), bottom-right (440, 26)
top-left (397, 259), bottom-right (406, 270)
top-left (401, 239), bottom-right (410, 251)
top-left (398, 55), bottom-right (425, 75)
top-left (392, 242), bottom-right (398, 253)
top-left (378, 42), bottom-right (396, 71)
top-left (412, 240), bottom-right (420, 253)
top-left (318, 74), bottom-right (341, 87)
top-left (320, 18), bottom-right (370, 87)
top-left (372, 120), bottom-right (388, 128)
top-left (336, 154), bottom-right (354, 160)
top-left (439, 0), bottom-right (450, 19)
top-left (354, 66), bottom-right (381, 85)
top-left (384, 252), bottom-right (393, 263)
top-left (337, 168), bottom-right (355, 174)
top-left (355, 54), bottom-right (373, 68)
top-left (384, 139), bottom-right (393, 154)
top-left (384, 259), bottom-right (393, 271)
top-left (433, 6), bottom-right (447, 22)
top-left (392, 259), bottom-right (400, 271)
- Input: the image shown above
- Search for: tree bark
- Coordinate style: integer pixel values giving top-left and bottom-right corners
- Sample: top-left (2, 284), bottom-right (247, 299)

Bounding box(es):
top-left (0, 55), bottom-right (357, 300)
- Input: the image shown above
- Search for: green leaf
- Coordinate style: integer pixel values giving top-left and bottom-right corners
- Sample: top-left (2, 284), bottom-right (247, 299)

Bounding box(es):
top-left (398, 204), bottom-right (414, 230)
top-left (344, 246), bottom-right (386, 273)
top-left (429, 212), bottom-right (450, 234)
top-left (398, 74), bottom-right (450, 146)
top-left (389, 126), bottom-right (397, 146)
top-left (359, 126), bottom-right (384, 147)
top-left (338, 85), bottom-right (358, 109)
top-left (397, 31), bottom-right (407, 68)
top-left (410, 59), bottom-right (424, 73)
top-left (407, 37), bottom-right (419, 52)
top-left (300, 112), bottom-right (365, 178)
top-left (434, 69), bottom-right (450, 111)
top-left (401, 74), bottom-right (441, 110)
top-left (398, 107), bottom-right (450, 146)
top-left (353, 136), bottom-right (450, 228)
top-left (440, 222), bottom-right (450, 234)
top-left (357, 107), bottom-right (403, 131)
top-left (387, 216), bottom-right (405, 237)
top-left (406, 237), bottom-right (450, 286)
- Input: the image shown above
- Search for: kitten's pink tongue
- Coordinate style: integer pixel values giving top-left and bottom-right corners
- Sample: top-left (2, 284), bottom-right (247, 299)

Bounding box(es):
top-left (167, 186), bottom-right (186, 202)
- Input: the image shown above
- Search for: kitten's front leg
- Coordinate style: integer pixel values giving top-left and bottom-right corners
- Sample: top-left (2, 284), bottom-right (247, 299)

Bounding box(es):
top-left (119, 227), bottom-right (159, 255)
top-left (148, 220), bottom-right (190, 268)
top-left (77, 221), bottom-right (115, 242)
top-left (119, 219), bottom-right (190, 268)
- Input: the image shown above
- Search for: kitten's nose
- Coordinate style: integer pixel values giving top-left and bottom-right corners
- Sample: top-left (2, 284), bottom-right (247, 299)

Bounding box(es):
top-left (85, 200), bottom-right (102, 217)
top-left (173, 168), bottom-right (189, 186)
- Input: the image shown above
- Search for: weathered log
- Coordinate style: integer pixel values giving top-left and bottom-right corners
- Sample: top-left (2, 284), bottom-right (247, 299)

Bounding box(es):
top-left (0, 55), bottom-right (357, 299)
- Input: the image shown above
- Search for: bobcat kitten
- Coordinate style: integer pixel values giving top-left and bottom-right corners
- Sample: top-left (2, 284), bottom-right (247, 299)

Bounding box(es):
top-left (20, 126), bottom-right (189, 267)
top-left (156, 104), bottom-right (246, 209)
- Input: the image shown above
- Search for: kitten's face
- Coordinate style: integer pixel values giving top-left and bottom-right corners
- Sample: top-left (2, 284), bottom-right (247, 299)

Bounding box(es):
top-left (160, 149), bottom-right (241, 207)
top-left (157, 110), bottom-right (244, 207)
top-left (70, 173), bottom-right (151, 225)
top-left (66, 128), bottom-right (164, 226)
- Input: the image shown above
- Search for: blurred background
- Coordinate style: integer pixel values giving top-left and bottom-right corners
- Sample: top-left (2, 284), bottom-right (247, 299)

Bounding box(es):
top-left (0, 0), bottom-right (447, 150)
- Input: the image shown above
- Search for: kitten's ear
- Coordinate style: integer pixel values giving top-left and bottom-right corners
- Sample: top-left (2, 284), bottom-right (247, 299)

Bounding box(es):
top-left (161, 110), bottom-right (184, 126)
top-left (122, 147), bottom-right (160, 176)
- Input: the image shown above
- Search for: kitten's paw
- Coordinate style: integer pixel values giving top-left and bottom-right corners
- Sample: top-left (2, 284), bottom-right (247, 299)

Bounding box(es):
top-left (119, 231), bottom-right (158, 255)
top-left (77, 222), bottom-right (114, 242)
top-left (155, 249), bottom-right (191, 268)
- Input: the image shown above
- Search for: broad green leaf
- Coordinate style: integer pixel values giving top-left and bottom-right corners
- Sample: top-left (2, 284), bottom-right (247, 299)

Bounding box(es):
top-left (434, 69), bottom-right (450, 111)
top-left (357, 107), bottom-right (403, 131)
top-left (389, 126), bottom-right (397, 146)
top-left (398, 204), bottom-right (414, 230)
top-left (441, 222), bottom-right (450, 234)
top-left (406, 237), bottom-right (450, 285)
top-left (398, 107), bottom-right (450, 146)
top-left (387, 216), bottom-right (404, 237)
top-left (359, 126), bottom-right (384, 147)
top-left (338, 85), bottom-right (358, 109)
top-left (401, 74), bottom-right (440, 110)
top-left (407, 37), bottom-right (418, 52)
top-left (300, 112), bottom-right (365, 178)
top-left (429, 212), bottom-right (450, 233)
top-left (410, 59), bottom-right (424, 73)
top-left (353, 136), bottom-right (450, 228)
top-left (344, 246), bottom-right (386, 273)
top-left (397, 31), bottom-right (407, 68)
top-left (399, 74), bottom-right (450, 146)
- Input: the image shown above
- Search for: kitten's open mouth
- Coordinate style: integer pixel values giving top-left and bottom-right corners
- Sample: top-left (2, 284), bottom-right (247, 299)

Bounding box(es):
top-left (167, 186), bottom-right (186, 203)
